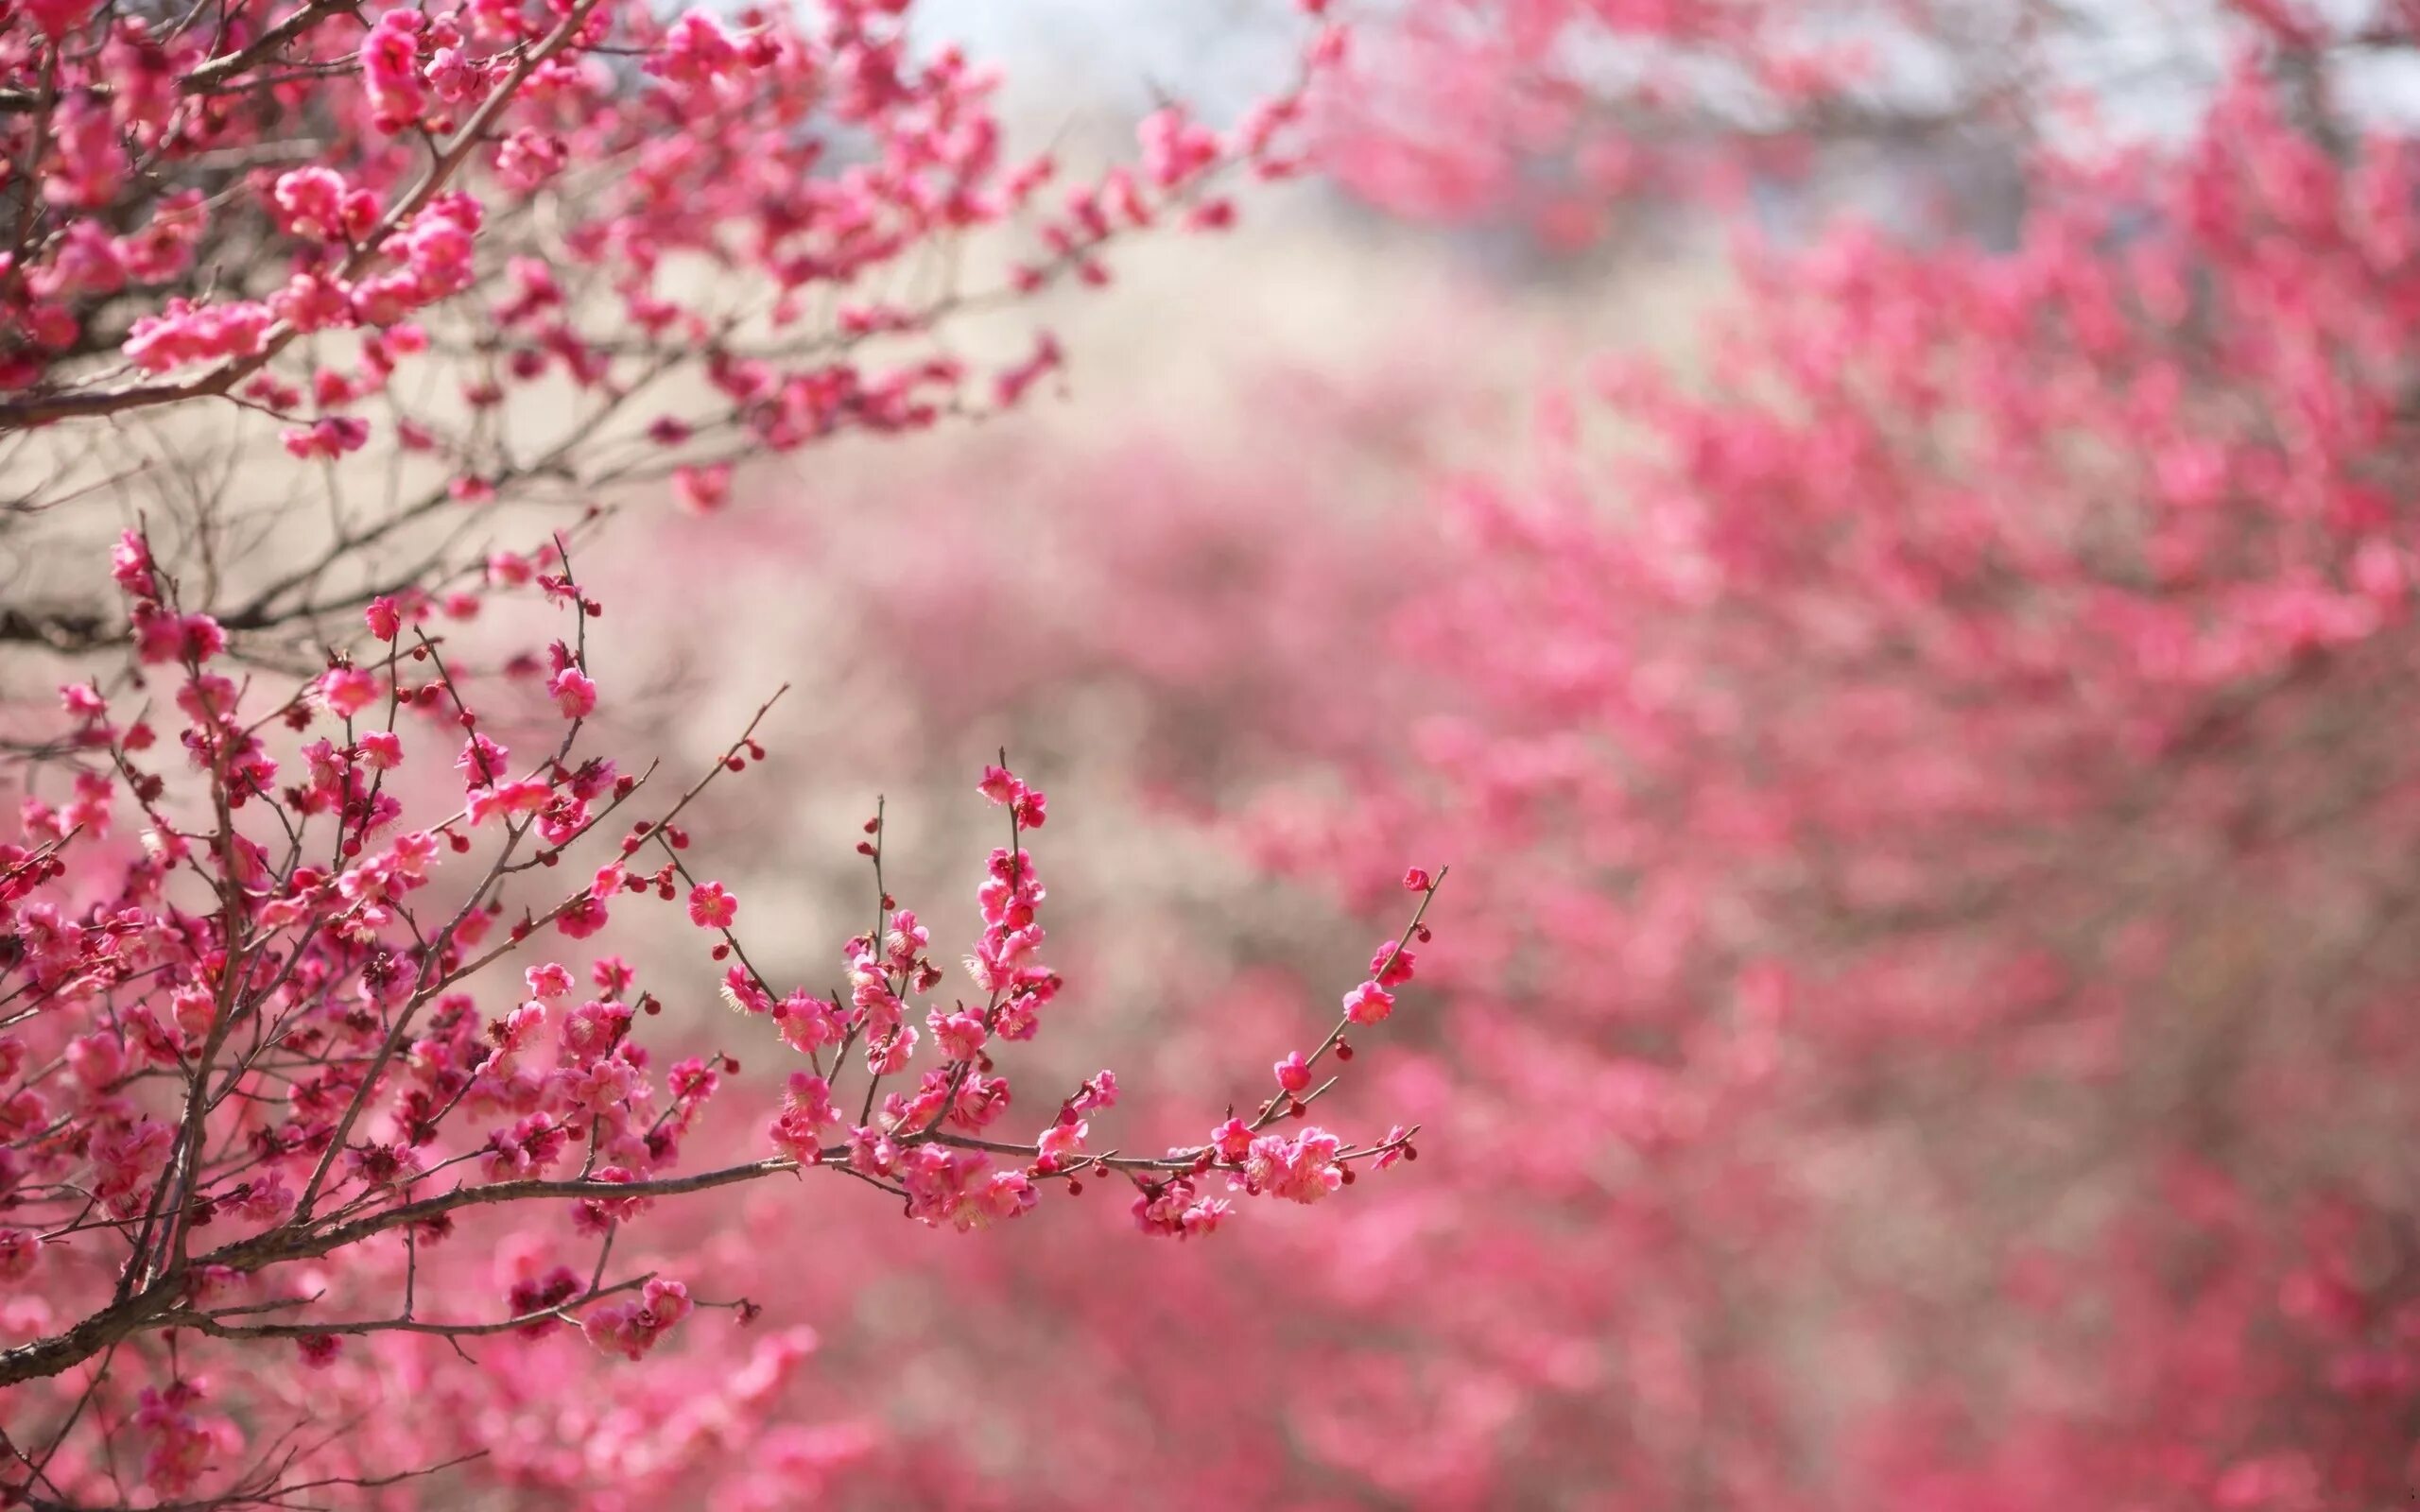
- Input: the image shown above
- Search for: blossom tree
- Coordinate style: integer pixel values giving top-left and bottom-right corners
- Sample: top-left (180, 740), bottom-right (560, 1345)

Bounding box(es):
top-left (0, 0), bottom-right (1338, 655)
top-left (0, 0), bottom-right (1447, 1504)
top-left (1321, 0), bottom-right (2400, 249)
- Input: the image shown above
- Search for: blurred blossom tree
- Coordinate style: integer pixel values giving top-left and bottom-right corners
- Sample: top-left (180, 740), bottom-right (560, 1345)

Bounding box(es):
top-left (1322, 0), bottom-right (2420, 252)
top-left (631, 3), bottom-right (2420, 1507)
top-left (0, 0), bottom-right (1454, 1504)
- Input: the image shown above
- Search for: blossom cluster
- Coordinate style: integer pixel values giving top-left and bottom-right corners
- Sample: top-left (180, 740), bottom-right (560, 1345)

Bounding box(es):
top-left (0, 524), bottom-right (1442, 1506)
top-left (0, 0), bottom-right (1347, 665)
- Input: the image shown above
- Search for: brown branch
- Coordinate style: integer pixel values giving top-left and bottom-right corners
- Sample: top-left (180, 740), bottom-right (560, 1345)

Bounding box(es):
top-left (0, 1157), bottom-right (808, 1390)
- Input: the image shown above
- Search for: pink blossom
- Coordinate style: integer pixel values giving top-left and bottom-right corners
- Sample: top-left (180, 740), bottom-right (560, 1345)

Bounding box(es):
top-left (359, 10), bottom-right (427, 133)
top-left (109, 529), bottom-right (153, 593)
top-left (65, 1031), bottom-right (126, 1090)
top-left (1072, 1068), bottom-right (1119, 1112)
top-left (687, 881), bottom-right (737, 929)
top-left (494, 129), bottom-right (568, 191)
top-left (122, 299), bottom-right (273, 372)
top-left (1243, 1128), bottom-right (1344, 1204)
top-left (652, 10), bottom-right (747, 86)
top-left (281, 416), bottom-right (371, 461)
top-left (1036, 1118), bottom-right (1087, 1167)
top-left (1368, 938), bottom-right (1416, 987)
top-left (581, 1278), bottom-right (693, 1361)
top-left (315, 666), bottom-right (380, 717)
top-left (1341, 979), bottom-right (1395, 1024)
top-left (468, 780), bottom-right (552, 826)
top-left (673, 462), bottom-right (732, 515)
top-left (269, 168), bottom-right (360, 241)
top-left (548, 666), bottom-right (597, 719)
